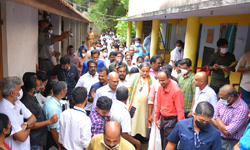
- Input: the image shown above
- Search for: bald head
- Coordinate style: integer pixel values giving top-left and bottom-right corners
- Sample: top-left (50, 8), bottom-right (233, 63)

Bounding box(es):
top-left (108, 72), bottom-right (119, 91)
top-left (194, 72), bottom-right (208, 88)
top-left (108, 72), bottom-right (119, 80)
top-left (196, 72), bottom-right (208, 83)
top-left (104, 121), bottom-right (122, 136)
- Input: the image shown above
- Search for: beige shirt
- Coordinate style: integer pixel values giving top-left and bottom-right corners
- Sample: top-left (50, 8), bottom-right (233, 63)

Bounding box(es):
top-left (236, 51), bottom-right (250, 92)
top-left (64, 53), bottom-right (78, 65)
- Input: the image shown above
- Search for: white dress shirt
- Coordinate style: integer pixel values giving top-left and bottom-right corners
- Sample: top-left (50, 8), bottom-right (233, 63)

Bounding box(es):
top-left (110, 100), bottom-right (131, 134)
top-left (118, 79), bottom-right (128, 87)
top-left (169, 48), bottom-right (183, 66)
top-left (0, 99), bottom-right (32, 150)
top-left (59, 106), bottom-right (91, 150)
top-left (193, 85), bottom-right (218, 112)
top-left (75, 72), bottom-right (99, 111)
top-left (92, 84), bottom-right (117, 108)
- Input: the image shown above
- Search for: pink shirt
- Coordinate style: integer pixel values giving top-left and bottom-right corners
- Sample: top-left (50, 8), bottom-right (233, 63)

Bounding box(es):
top-left (149, 69), bottom-right (157, 78)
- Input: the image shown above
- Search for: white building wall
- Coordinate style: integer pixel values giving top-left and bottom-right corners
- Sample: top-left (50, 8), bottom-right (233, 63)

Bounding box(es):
top-left (1, 1), bottom-right (38, 78)
top-left (51, 13), bottom-right (61, 53)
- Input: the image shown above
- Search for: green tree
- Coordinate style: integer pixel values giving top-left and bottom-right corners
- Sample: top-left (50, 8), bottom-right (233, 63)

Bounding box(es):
top-left (115, 20), bottom-right (135, 43)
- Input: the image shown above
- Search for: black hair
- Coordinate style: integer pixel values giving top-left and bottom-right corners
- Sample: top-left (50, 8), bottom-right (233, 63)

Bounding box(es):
top-left (195, 102), bottom-right (214, 118)
top-left (91, 50), bottom-right (100, 56)
top-left (129, 67), bottom-right (139, 74)
top-left (217, 38), bottom-right (229, 47)
top-left (103, 122), bottom-right (122, 136)
top-left (42, 81), bottom-right (55, 97)
top-left (125, 54), bottom-right (132, 59)
top-left (99, 67), bottom-right (109, 75)
top-left (115, 51), bottom-right (123, 57)
top-left (160, 64), bottom-right (173, 74)
top-left (60, 57), bottom-right (71, 65)
top-left (48, 24), bottom-right (53, 28)
top-left (116, 86), bottom-right (128, 101)
top-left (96, 96), bottom-right (112, 110)
top-left (80, 49), bottom-right (87, 53)
top-left (159, 70), bottom-right (171, 78)
top-left (87, 60), bottom-right (97, 68)
top-left (114, 44), bottom-right (119, 49)
top-left (22, 72), bottom-right (36, 83)
top-left (117, 65), bottom-right (126, 72)
top-left (150, 55), bottom-right (162, 64)
top-left (175, 60), bottom-right (181, 67)
top-left (24, 76), bottom-right (38, 92)
top-left (72, 87), bottom-right (88, 104)
top-left (82, 41), bottom-right (85, 43)
top-left (68, 45), bottom-right (74, 49)
top-left (109, 52), bottom-right (116, 57)
top-left (0, 114), bottom-right (9, 133)
top-left (179, 58), bottom-right (192, 67)
top-left (36, 71), bottom-right (48, 82)
top-left (137, 56), bottom-right (144, 62)
top-left (135, 37), bottom-right (141, 42)
top-left (176, 40), bottom-right (184, 46)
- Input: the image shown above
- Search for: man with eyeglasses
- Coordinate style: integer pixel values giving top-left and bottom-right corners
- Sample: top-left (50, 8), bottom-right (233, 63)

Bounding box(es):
top-left (166, 102), bottom-right (222, 150)
top-left (149, 55), bottom-right (163, 78)
top-left (92, 72), bottom-right (120, 108)
top-left (211, 84), bottom-right (249, 150)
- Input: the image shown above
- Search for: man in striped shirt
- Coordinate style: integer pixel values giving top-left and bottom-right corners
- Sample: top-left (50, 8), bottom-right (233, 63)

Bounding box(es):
top-left (211, 84), bottom-right (249, 150)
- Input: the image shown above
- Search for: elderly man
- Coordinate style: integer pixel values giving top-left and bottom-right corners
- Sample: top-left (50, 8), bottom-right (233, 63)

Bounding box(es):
top-left (110, 86), bottom-right (141, 150)
top-left (192, 72), bottom-right (217, 116)
top-left (43, 81), bottom-right (68, 150)
top-left (211, 84), bottom-right (249, 150)
top-left (155, 70), bottom-right (185, 150)
top-left (92, 72), bottom-right (119, 107)
top-left (86, 121), bottom-right (135, 150)
top-left (0, 76), bottom-right (37, 150)
top-left (59, 87), bottom-right (91, 150)
top-left (166, 102), bottom-right (222, 150)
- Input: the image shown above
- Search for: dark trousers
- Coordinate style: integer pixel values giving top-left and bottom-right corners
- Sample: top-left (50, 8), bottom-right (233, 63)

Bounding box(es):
top-left (241, 87), bottom-right (250, 105)
top-left (47, 131), bottom-right (58, 149)
top-left (210, 84), bottom-right (220, 94)
top-left (160, 116), bottom-right (178, 150)
top-left (221, 137), bottom-right (238, 150)
top-left (39, 58), bottom-right (52, 72)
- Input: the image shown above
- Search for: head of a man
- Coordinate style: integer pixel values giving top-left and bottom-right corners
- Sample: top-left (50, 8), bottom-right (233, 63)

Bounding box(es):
top-left (115, 52), bottom-right (123, 64)
top-left (99, 67), bottom-right (109, 85)
top-left (72, 87), bottom-right (88, 106)
top-left (137, 56), bottom-right (144, 68)
top-left (81, 49), bottom-right (87, 58)
top-left (179, 58), bottom-right (192, 76)
top-left (60, 57), bottom-right (71, 70)
top-left (176, 40), bottom-right (184, 50)
top-left (36, 71), bottom-right (48, 90)
top-left (22, 72), bottom-right (36, 83)
top-left (117, 65), bottom-right (127, 81)
top-left (193, 102), bottom-right (214, 130)
top-left (52, 81), bottom-right (67, 99)
top-left (48, 24), bottom-right (53, 34)
top-left (219, 84), bottom-right (238, 106)
top-left (87, 60), bottom-right (97, 76)
top-left (109, 52), bottom-right (116, 63)
top-left (114, 44), bottom-right (119, 53)
top-left (140, 62), bottom-right (150, 79)
top-left (103, 49), bottom-right (108, 58)
top-left (119, 45), bottom-right (124, 52)
top-left (91, 50), bottom-right (100, 61)
top-left (90, 27), bottom-right (93, 32)
top-left (125, 54), bottom-right (132, 65)
top-left (217, 38), bottom-right (229, 56)
top-left (175, 60), bottom-right (181, 74)
top-left (108, 72), bottom-right (119, 91)
top-left (0, 76), bottom-right (22, 101)
top-left (150, 55), bottom-right (163, 71)
top-left (135, 38), bottom-right (141, 46)
top-left (116, 86), bottom-right (129, 104)
top-left (158, 70), bottom-right (171, 88)
top-left (95, 42), bottom-right (101, 51)
top-left (95, 96), bottom-right (112, 118)
top-left (24, 76), bottom-right (40, 95)
top-left (68, 45), bottom-right (74, 55)
top-left (82, 41), bottom-right (85, 46)
top-left (194, 72), bottom-right (208, 88)
top-left (103, 121), bottom-right (122, 149)
top-left (0, 114), bottom-right (12, 138)
top-left (38, 20), bottom-right (49, 30)
top-left (128, 46), bottom-right (134, 56)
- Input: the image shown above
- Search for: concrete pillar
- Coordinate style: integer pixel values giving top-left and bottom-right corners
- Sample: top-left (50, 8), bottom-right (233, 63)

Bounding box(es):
top-left (63, 17), bottom-right (70, 56)
top-left (150, 19), bottom-right (160, 57)
top-left (136, 21), bottom-right (143, 39)
top-left (184, 16), bottom-right (200, 70)
top-left (127, 21), bottom-right (132, 48)
top-left (76, 21), bottom-right (80, 51)
top-left (51, 13), bottom-right (61, 53)
top-left (70, 19), bottom-right (76, 52)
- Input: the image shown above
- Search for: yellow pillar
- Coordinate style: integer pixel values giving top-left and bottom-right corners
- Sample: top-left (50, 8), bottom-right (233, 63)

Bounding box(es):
top-left (127, 21), bottom-right (132, 48)
top-left (150, 19), bottom-right (160, 57)
top-left (136, 21), bottom-right (143, 39)
top-left (184, 16), bottom-right (200, 71)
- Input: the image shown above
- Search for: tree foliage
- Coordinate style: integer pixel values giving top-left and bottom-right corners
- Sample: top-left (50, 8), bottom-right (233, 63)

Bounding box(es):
top-left (115, 20), bottom-right (135, 43)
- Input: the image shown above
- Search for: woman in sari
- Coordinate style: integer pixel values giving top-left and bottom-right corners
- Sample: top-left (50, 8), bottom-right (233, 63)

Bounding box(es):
top-left (127, 62), bottom-right (155, 138)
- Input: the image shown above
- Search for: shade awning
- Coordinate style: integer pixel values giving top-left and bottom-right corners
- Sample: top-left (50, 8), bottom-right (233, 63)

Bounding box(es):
top-left (8, 0), bottom-right (92, 23)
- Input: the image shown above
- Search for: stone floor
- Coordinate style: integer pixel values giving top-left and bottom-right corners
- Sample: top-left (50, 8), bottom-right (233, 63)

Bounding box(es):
top-left (141, 143), bottom-right (149, 150)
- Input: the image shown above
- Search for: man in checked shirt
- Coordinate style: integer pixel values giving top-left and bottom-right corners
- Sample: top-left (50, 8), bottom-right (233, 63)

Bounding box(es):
top-left (211, 84), bottom-right (249, 150)
top-left (89, 96), bottom-right (112, 137)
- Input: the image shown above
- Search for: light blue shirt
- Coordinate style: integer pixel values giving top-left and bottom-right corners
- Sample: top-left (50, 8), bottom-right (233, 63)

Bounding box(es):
top-left (143, 35), bottom-right (151, 54)
top-left (193, 85), bottom-right (218, 112)
top-left (92, 84), bottom-right (117, 108)
top-left (133, 45), bottom-right (148, 57)
top-left (43, 96), bottom-right (62, 132)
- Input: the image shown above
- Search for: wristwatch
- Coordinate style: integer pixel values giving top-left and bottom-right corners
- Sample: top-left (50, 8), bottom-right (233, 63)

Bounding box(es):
top-left (23, 122), bottom-right (28, 130)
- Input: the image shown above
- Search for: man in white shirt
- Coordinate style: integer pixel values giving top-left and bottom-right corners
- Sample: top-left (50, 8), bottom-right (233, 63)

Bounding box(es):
top-left (93, 72), bottom-right (119, 107)
top-left (117, 65), bottom-right (128, 86)
top-left (110, 86), bottom-right (141, 150)
top-left (59, 87), bottom-right (92, 150)
top-left (75, 59), bottom-right (99, 114)
top-left (0, 76), bottom-right (37, 150)
top-left (169, 40), bottom-right (184, 70)
top-left (192, 72), bottom-right (217, 115)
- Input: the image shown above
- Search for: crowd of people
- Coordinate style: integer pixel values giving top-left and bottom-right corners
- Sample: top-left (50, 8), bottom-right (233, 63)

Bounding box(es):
top-left (0, 20), bottom-right (250, 150)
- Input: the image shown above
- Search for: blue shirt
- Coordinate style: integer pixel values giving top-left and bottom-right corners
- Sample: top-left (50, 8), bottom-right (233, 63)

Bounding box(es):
top-left (133, 45), bottom-right (148, 57)
top-left (167, 118), bottom-right (222, 150)
top-left (143, 35), bottom-right (151, 54)
top-left (43, 96), bottom-right (62, 132)
top-left (48, 63), bottom-right (79, 100)
top-left (88, 81), bottom-right (108, 102)
top-left (81, 59), bottom-right (107, 75)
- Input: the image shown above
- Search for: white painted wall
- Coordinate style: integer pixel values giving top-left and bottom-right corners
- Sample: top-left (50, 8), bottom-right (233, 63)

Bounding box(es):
top-left (1, 1), bottom-right (38, 78)
top-left (169, 25), bottom-right (187, 49)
